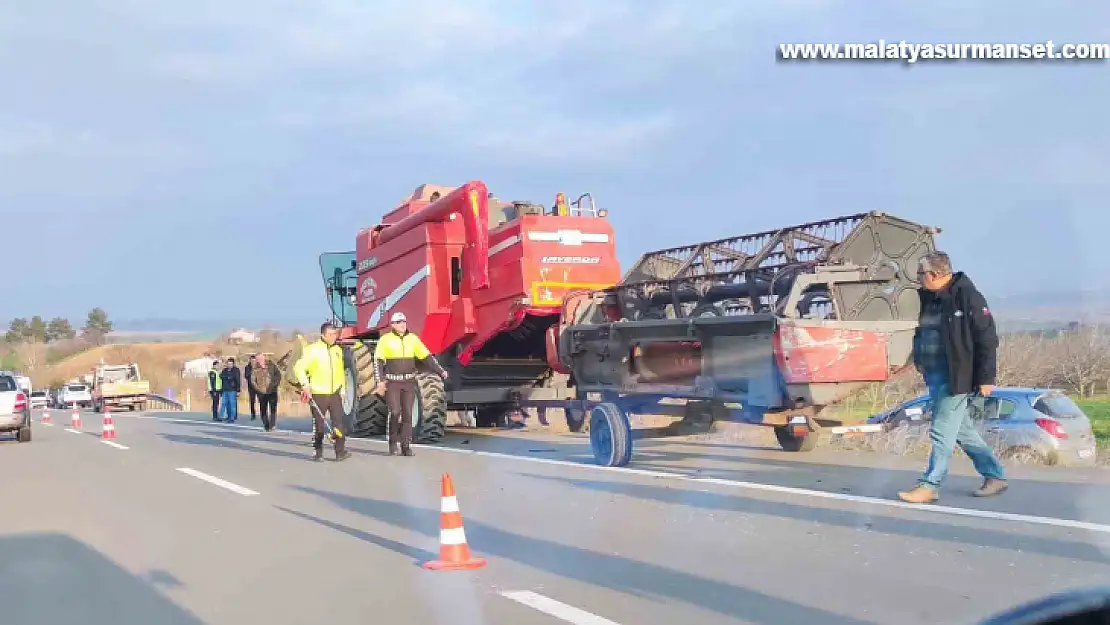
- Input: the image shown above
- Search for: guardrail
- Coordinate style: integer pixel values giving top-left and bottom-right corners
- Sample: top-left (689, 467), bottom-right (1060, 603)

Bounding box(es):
top-left (145, 393), bottom-right (185, 411)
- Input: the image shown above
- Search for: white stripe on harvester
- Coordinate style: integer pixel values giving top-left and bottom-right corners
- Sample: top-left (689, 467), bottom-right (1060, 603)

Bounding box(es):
top-left (501, 591), bottom-right (622, 625)
top-left (367, 265), bottom-right (431, 328)
top-left (488, 234), bottom-right (521, 257)
top-left (526, 230), bottom-right (609, 246)
top-left (441, 495), bottom-right (460, 513)
top-left (440, 527), bottom-right (467, 546)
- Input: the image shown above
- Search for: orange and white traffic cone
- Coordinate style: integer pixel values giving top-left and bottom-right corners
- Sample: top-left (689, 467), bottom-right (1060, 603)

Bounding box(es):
top-left (41, 409), bottom-right (51, 425)
top-left (422, 473), bottom-right (487, 571)
top-left (71, 404), bottom-right (82, 429)
top-left (101, 407), bottom-right (116, 440)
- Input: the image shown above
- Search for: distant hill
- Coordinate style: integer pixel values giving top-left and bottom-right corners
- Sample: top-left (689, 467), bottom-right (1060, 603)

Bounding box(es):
top-left (990, 288), bottom-right (1110, 331)
top-left (112, 317), bottom-right (318, 334)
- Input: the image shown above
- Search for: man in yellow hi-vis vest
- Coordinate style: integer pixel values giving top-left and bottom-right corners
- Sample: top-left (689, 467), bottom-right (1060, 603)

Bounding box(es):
top-left (374, 312), bottom-right (448, 456)
top-left (293, 322), bottom-right (351, 462)
top-left (206, 360), bottom-right (223, 421)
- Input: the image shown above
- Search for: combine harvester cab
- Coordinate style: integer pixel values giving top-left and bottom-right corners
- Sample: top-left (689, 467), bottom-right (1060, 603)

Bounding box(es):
top-left (301, 182), bottom-right (622, 443)
top-left (559, 211), bottom-right (939, 465)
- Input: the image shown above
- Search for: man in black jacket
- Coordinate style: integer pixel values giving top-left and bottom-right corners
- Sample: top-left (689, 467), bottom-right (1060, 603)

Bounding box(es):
top-left (899, 251), bottom-right (1007, 504)
top-left (219, 357), bottom-right (242, 424)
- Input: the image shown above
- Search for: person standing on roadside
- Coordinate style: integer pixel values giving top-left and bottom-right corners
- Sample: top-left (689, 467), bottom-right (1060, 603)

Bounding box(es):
top-left (250, 353), bottom-right (282, 432)
top-left (898, 251), bottom-right (1007, 504)
top-left (219, 357), bottom-right (242, 423)
top-left (207, 360), bottom-right (223, 421)
top-left (293, 323), bottom-right (351, 462)
top-left (244, 355), bottom-right (258, 421)
top-left (373, 312), bottom-right (448, 457)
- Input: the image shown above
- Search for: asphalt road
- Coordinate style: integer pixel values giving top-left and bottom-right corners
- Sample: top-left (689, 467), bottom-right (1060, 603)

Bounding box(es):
top-left (4, 408), bottom-right (1110, 625)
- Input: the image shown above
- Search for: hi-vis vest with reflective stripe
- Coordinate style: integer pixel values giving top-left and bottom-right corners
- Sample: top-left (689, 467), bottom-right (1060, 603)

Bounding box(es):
top-left (207, 370), bottom-right (222, 392)
top-left (293, 340), bottom-right (346, 394)
top-left (374, 331), bottom-right (432, 378)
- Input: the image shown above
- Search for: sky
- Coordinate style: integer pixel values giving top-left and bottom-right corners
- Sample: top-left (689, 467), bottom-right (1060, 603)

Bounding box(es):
top-left (1, 1), bottom-right (1108, 325)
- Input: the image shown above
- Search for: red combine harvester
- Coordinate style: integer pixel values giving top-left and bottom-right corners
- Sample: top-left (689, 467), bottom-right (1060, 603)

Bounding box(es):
top-left (308, 181), bottom-right (622, 443)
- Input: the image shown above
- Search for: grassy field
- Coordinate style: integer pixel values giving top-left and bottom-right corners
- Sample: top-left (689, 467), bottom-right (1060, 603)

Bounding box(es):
top-left (1077, 396), bottom-right (1110, 446)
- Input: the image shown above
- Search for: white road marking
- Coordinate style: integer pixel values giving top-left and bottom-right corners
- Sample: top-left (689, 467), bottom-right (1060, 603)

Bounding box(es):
top-left (101, 440), bottom-right (129, 450)
top-left (133, 414), bottom-right (1110, 534)
top-left (176, 468), bottom-right (259, 496)
top-left (65, 428), bottom-right (83, 434)
top-left (42, 422), bottom-right (54, 427)
top-left (501, 591), bottom-right (621, 625)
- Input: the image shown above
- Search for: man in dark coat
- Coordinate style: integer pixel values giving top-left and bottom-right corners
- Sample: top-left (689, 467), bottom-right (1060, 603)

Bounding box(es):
top-left (898, 251), bottom-right (1007, 504)
top-left (248, 353), bottom-right (282, 432)
top-left (219, 357), bottom-right (242, 423)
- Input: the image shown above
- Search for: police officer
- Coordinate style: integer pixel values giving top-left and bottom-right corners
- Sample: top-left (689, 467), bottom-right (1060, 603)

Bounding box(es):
top-left (374, 312), bottom-right (448, 456)
top-left (293, 322), bottom-right (352, 462)
top-left (206, 360), bottom-right (223, 421)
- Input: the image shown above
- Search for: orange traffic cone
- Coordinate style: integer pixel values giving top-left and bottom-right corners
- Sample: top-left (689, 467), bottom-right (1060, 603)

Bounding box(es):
top-left (71, 405), bottom-right (82, 429)
top-left (422, 473), bottom-right (487, 571)
top-left (101, 407), bottom-right (117, 440)
top-left (41, 409), bottom-right (51, 425)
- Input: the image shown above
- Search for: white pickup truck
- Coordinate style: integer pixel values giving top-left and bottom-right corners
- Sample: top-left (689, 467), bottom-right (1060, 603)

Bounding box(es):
top-left (59, 383), bottom-right (93, 408)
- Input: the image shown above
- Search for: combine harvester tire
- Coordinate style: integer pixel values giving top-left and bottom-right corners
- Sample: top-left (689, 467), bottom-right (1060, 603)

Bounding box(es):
top-left (345, 342), bottom-right (389, 437)
top-left (412, 372), bottom-right (447, 444)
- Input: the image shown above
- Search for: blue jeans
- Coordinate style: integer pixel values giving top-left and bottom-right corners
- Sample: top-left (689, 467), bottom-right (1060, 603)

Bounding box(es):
top-left (221, 391), bottom-right (238, 421)
top-left (920, 381), bottom-right (1005, 488)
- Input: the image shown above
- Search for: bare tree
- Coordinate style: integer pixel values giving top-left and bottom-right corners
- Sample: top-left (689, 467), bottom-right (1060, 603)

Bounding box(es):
top-left (1050, 326), bottom-right (1110, 397)
top-left (15, 341), bottom-right (47, 380)
top-left (996, 333), bottom-right (1055, 388)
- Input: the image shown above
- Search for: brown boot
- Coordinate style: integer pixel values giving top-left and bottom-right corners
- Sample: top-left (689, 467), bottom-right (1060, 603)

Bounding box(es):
top-left (401, 443), bottom-right (414, 457)
top-left (897, 484), bottom-right (939, 504)
top-left (973, 479), bottom-right (1008, 497)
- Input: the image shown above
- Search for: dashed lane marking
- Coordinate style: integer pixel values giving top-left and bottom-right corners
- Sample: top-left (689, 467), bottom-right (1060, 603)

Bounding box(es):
top-left (64, 428), bottom-right (83, 435)
top-left (133, 414), bottom-right (1110, 534)
top-left (501, 591), bottom-right (622, 625)
top-left (101, 440), bottom-right (129, 450)
top-left (176, 467), bottom-right (259, 496)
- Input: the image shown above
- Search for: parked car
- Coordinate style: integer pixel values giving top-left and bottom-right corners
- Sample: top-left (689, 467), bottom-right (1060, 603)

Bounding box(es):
top-left (0, 372), bottom-right (32, 442)
top-left (868, 387), bottom-right (1097, 466)
top-left (29, 390), bottom-right (49, 409)
top-left (59, 383), bottom-right (92, 408)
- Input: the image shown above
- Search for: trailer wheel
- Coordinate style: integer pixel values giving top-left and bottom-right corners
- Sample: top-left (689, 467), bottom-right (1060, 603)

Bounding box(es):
top-left (344, 342), bottom-right (389, 437)
top-left (589, 402), bottom-right (632, 467)
top-left (774, 425), bottom-right (820, 452)
top-left (413, 372), bottom-right (447, 444)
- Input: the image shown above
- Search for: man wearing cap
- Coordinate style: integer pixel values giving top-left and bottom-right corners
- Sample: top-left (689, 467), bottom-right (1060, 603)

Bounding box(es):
top-left (373, 312), bottom-right (449, 456)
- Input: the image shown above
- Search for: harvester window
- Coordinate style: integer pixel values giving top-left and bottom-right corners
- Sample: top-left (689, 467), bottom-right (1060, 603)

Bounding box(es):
top-left (451, 256), bottom-right (462, 296)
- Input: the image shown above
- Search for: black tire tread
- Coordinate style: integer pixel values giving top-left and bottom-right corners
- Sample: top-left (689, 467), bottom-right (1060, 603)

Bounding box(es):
top-left (347, 342), bottom-right (389, 437)
top-left (414, 371), bottom-right (447, 444)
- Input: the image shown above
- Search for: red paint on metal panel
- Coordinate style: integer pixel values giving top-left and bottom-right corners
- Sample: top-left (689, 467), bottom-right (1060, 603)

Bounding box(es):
top-left (774, 324), bottom-right (889, 384)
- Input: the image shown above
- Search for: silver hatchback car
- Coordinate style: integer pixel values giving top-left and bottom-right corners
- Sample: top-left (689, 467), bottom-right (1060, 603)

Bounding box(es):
top-left (868, 387), bottom-right (1097, 466)
top-left (0, 372), bottom-right (32, 442)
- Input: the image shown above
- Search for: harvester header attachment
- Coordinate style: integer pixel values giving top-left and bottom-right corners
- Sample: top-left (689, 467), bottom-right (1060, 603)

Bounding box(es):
top-left (612, 211), bottom-right (938, 324)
